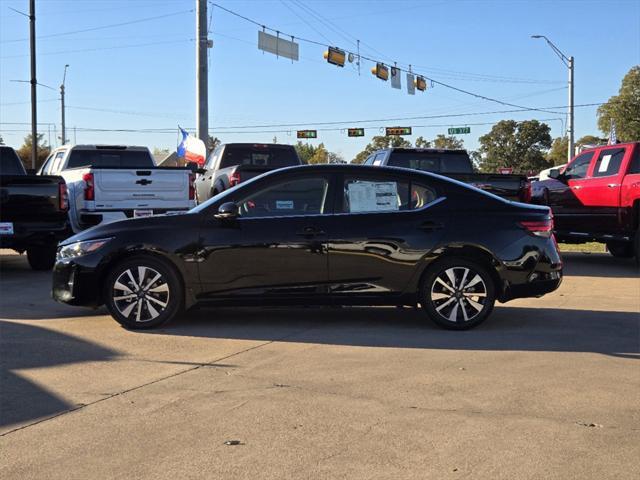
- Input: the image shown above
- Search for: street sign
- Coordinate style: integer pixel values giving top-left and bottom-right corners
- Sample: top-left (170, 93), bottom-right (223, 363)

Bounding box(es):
top-left (499, 167), bottom-right (513, 174)
top-left (258, 31), bottom-right (299, 61)
top-left (406, 73), bottom-right (415, 95)
top-left (386, 127), bottom-right (412, 136)
top-left (348, 128), bottom-right (365, 137)
top-left (448, 127), bottom-right (471, 135)
top-left (297, 130), bottom-right (317, 139)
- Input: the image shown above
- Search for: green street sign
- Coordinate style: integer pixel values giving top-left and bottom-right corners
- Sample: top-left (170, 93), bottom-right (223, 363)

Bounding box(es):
top-left (348, 128), bottom-right (365, 137)
top-left (448, 127), bottom-right (471, 135)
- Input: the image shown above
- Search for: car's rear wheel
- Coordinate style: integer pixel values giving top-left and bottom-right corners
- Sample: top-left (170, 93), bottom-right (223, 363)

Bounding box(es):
top-left (606, 241), bottom-right (634, 258)
top-left (104, 256), bottom-right (183, 329)
top-left (26, 243), bottom-right (57, 271)
top-left (420, 258), bottom-right (496, 330)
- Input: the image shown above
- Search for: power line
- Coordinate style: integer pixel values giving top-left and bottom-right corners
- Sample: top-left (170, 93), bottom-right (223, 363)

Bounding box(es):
top-left (1, 9), bottom-right (194, 43)
top-left (209, 3), bottom-right (564, 115)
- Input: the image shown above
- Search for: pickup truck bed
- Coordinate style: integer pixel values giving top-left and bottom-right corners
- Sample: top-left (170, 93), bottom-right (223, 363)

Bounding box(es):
top-left (1, 146), bottom-right (70, 270)
top-left (365, 148), bottom-right (531, 203)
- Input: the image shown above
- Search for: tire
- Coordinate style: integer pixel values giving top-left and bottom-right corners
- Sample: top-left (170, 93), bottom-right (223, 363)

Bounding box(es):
top-left (606, 241), bottom-right (634, 258)
top-left (104, 255), bottom-right (183, 330)
top-left (635, 229), bottom-right (640, 267)
top-left (420, 258), bottom-right (496, 330)
top-left (26, 243), bottom-right (57, 271)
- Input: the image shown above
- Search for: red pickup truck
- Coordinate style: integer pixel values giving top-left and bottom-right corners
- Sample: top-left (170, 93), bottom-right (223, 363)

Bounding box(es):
top-left (532, 141), bottom-right (640, 261)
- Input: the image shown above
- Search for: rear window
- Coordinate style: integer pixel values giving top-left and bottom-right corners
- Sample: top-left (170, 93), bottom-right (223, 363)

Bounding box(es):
top-left (0, 147), bottom-right (26, 175)
top-left (387, 150), bottom-right (473, 174)
top-left (219, 145), bottom-right (300, 169)
top-left (67, 149), bottom-right (154, 169)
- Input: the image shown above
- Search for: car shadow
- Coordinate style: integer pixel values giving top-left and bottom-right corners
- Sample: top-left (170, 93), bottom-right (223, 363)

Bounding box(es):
top-left (0, 321), bottom-right (118, 431)
top-left (146, 304), bottom-right (639, 360)
top-left (560, 252), bottom-right (639, 278)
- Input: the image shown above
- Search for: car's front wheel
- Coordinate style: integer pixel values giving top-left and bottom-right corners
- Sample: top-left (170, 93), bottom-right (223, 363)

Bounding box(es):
top-left (104, 256), bottom-right (183, 329)
top-left (420, 258), bottom-right (496, 330)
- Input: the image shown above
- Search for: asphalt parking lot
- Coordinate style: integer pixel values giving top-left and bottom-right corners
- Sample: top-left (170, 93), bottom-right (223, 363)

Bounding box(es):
top-left (0, 249), bottom-right (638, 479)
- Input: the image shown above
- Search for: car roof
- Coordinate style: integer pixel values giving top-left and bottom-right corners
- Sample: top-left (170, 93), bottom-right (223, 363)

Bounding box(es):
top-left (55, 145), bottom-right (150, 151)
top-left (375, 148), bottom-right (468, 154)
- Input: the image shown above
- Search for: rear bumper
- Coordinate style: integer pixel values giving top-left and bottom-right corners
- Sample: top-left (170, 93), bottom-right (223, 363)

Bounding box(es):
top-left (0, 220), bottom-right (71, 250)
top-left (78, 208), bottom-right (192, 229)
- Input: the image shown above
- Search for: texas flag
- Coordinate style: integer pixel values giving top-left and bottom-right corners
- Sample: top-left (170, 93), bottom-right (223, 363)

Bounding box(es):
top-left (177, 127), bottom-right (207, 167)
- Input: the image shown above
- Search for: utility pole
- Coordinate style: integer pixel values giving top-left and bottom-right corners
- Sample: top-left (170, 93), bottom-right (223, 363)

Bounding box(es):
top-left (29, 0), bottom-right (37, 169)
top-left (60, 64), bottom-right (69, 145)
top-left (196, 0), bottom-right (209, 151)
top-left (531, 35), bottom-right (574, 163)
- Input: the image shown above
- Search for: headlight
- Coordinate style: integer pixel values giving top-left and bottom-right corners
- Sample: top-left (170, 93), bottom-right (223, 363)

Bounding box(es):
top-left (57, 238), bottom-right (113, 260)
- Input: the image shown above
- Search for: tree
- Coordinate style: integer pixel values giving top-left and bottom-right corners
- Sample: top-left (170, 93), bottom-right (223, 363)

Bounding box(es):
top-left (307, 143), bottom-right (329, 164)
top-left (294, 141), bottom-right (316, 164)
top-left (207, 136), bottom-right (221, 151)
top-left (576, 134), bottom-right (605, 146)
top-left (328, 151), bottom-right (346, 164)
top-left (351, 135), bottom-right (412, 164)
top-left (414, 136), bottom-right (431, 148)
top-left (16, 134), bottom-right (50, 170)
top-left (546, 136), bottom-right (568, 166)
top-left (597, 66), bottom-right (640, 142)
top-left (477, 120), bottom-right (552, 173)
top-left (432, 134), bottom-right (464, 149)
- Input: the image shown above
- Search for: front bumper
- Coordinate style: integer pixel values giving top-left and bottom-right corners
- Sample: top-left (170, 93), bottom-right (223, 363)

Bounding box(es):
top-left (52, 259), bottom-right (101, 307)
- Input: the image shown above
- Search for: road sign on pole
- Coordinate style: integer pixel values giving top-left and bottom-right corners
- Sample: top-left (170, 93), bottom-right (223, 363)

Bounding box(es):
top-left (448, 127), bottom-right (471, 135)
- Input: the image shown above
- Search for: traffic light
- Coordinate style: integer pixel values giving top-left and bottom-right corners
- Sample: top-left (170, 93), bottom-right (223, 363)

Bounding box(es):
top-left (371, 63), bottom-right (389, 81)
top-left (415, 76), bottom-right (427, 91)
top-left (323, 47), bottom-right (346, 67)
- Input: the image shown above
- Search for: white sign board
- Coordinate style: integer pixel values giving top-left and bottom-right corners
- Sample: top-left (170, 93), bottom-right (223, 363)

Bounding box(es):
top-left (406, 73), bottom-right (415, 95)
top-left (258, 31), bottom-right (299, 61)
top-left (347, 182), bottom-right (399, 213)
top-left (391, 68), bottom-right (401, 90)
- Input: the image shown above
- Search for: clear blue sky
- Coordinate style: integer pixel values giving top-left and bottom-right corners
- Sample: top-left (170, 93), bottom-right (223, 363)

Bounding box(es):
top-left (1, 0), bottom-right (639, 161)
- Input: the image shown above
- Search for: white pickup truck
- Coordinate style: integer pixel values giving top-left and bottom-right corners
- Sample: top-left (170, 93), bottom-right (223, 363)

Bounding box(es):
top-left (39, 145), bottom-right (196, 233)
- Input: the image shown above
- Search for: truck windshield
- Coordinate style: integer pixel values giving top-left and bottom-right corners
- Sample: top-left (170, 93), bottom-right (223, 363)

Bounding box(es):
top-left (220, 145), bottom-right (300, 168)
top-left (388, 151), bottom-right (473, 174)
top-left (67, 149), bottom-right (155, 169)
top-left (0, 147), bottom-right (27, 175)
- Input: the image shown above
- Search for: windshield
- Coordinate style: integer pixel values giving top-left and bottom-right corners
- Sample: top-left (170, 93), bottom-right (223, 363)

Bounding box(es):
top-left (67, 149), bottom-right (155, 169)
top-left (388, 151), bottom-right (473, 174)
top-left (0, 147), bottom-right (26, 175)
top-left (219, 145), bottom-right (300, 168)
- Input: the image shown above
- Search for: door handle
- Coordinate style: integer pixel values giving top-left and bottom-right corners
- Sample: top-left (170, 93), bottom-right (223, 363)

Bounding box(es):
top-left (607, 184), bottom-right (619, 188)
top-left (296, 226), bottom-right (325, 237)
top-left (570, 185), bottom-right (582, 190)
top-left (419, 221), bottom-right (444, 232)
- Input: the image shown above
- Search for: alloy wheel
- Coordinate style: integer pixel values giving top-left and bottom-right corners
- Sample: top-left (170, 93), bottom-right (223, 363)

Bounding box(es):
top-left (112, 266), bottom-right (170, 323)
top-left (430, 266), bottom-right (488, 323)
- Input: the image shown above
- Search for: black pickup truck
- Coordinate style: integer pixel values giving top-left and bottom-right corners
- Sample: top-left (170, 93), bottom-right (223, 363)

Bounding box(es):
top-left (195, 143), bottom-right (303, 203)
top-left (0, 146), bottom-right (70, 270)
top-left (364, 148), bottom-right (532, 203)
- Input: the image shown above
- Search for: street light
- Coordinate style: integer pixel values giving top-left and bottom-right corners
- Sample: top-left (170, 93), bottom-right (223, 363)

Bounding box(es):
top-left (531, 35), bottom-right (574, 163)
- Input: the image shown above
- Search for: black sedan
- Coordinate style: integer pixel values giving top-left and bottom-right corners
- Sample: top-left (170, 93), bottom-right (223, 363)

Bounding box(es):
top-left (52, 164), bottom-right (562, 330)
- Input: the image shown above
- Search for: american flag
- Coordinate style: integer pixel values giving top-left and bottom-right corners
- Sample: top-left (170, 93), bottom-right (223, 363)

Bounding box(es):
top-left (608, 119), bottom-right (617, 145)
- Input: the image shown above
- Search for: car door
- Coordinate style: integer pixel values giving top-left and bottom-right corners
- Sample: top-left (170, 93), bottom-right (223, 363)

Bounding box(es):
top-left (327, 171), bottom-right (445, 301)
top-left (571, 146), bottom-right (628, 234)
top-left (549, 150), bottom-right (596, 232)
top-left (197, 173), bottom-right (334, 302)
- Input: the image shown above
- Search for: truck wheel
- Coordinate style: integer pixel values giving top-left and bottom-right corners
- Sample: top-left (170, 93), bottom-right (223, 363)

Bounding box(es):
top-left (26, 244), bottom-right (57, 271)
top-left (104, 255), bottom-right (183, 330)
top-left (420, 258), bottom-right (496, 330)
top-left (606, 241), bottom-right (634, 258)
top-left (635, 229), bottom-right (640, 267)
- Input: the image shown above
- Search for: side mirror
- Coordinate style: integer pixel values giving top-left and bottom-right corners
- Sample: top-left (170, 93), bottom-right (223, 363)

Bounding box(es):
top-left (548, 168), bottom-right (561, 179)
top-left (215, 201), bottom-right (239, 220)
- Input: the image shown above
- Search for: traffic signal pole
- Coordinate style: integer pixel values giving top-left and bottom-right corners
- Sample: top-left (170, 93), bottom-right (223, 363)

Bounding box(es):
top-left (196, 0), bottom-right (209, 151)
top-left (29, 0), bottom-right (37, 169)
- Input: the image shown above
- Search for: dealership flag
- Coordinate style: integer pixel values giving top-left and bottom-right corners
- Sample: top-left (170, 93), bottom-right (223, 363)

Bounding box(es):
top-left (177, 127), bottom-right (206, 166)
top-left (608, 119), bottom-right (617, 145)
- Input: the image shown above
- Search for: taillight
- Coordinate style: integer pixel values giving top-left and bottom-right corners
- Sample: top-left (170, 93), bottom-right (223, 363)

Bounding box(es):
top-left (519, 217), bottom-right (554, 238)
top-left (188, 173), bottom-right (196, 201)
top-left (522, 180), bottom-right (532, 203)
top-left (58, 182), bottom-right (69, 211)
top-left (229, 170), bottom-right (241, 187)
top-left (82, 172), bottom-right (94, 201)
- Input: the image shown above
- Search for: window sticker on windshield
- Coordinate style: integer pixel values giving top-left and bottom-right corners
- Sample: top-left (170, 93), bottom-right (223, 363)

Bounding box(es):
top-left (347, 181), bottom-right (399, 213)
top-left (598, 154), bottom-right (612, 173)
top-left (276, 200), bottom-right (294, 209)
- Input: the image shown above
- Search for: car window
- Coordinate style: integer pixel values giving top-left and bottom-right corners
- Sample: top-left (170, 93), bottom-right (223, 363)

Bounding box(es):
top-left (372, 153), bottom-right (386, 166)
top-left (237, 176), bottom-right (329, 218)
top-left (66, 149), bottom-right (154, 169)
top-left (591, 148), bottom-right (625, 177)
top-left (220, 145), bottom-right (299, 169)
top-left (0, 147), bottom-right (26, 175)
top-left (341, 175), bottom-right (437, 213)
top-left (50, 152), bottom-right (65, 174)
top-left (205, 145), bottom-right (223, 169)
top-left (363, 155), bottom-right (375, 165)
top-left (564, 151), bottom-right (594, 180)
top-left (387, 151), bottom-right (473, 174)
top-left (629, 147), bottom-right (640, 174)
top-left (39, 152), bottom-right (55, 175)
